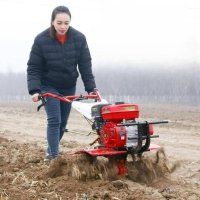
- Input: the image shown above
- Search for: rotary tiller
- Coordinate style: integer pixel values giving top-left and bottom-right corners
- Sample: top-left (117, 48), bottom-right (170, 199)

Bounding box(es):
top-left (38, 91), bottom-right (168, 175)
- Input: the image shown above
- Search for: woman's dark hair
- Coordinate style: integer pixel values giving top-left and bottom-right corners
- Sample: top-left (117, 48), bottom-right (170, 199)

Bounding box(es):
top-left (50, 6), bottom-right (71, 38)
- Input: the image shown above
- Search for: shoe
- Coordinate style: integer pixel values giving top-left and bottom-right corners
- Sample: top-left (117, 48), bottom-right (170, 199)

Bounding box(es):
top-left (44, 155), bottom-right (53, 162)
top-left (64, 129), bottom-right (69, 132)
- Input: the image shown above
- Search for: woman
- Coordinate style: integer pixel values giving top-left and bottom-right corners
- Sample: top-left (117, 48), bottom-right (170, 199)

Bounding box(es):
top-left (27, 6), bottom-right (97, 160)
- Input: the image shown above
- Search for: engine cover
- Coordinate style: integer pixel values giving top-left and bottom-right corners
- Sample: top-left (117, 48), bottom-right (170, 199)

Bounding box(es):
top-left (100, 122), bottom-right (127, 148)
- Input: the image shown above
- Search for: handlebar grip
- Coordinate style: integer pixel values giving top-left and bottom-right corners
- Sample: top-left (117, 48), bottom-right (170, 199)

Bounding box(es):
top-left (37, 95), bottom-right (47, 112)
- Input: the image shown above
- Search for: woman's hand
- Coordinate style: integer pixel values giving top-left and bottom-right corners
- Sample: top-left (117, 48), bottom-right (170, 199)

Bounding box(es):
top-left (31, 93), bottom-right (40, 102)
top-left (89, 91), bottom-right (97, 95)
top-left (89, 88), bottom-right (98, 95)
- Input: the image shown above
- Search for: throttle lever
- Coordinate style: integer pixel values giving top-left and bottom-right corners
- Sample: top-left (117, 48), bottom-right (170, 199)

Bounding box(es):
top-left (37, 95), bottom-right (47, 111)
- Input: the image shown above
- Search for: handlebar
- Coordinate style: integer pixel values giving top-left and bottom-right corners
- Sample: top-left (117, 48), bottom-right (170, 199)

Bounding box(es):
top-left (37, 90), bottom-right (102, 111)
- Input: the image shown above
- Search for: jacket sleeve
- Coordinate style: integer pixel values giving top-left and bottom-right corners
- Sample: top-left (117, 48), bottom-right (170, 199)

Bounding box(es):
top-left (78, 36), bottom-right (96, 93)
top-left (27, 37), bottom-right (44, 95)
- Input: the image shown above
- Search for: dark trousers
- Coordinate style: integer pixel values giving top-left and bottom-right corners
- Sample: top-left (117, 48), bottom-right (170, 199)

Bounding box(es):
top-left (42, 85), bottom-right (76, 158)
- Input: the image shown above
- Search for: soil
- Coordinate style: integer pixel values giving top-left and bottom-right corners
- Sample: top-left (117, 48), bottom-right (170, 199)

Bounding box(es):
top-left (0, 102), bottom-right (200, 200)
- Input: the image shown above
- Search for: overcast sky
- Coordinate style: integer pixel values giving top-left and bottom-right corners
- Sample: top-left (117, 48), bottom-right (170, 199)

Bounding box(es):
top-left (0, 0), bottom-right (199, 72)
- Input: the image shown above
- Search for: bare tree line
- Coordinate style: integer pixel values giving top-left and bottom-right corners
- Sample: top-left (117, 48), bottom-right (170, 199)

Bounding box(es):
top-left (0, 64), bottom-right (199, 105)
top-left (93, 64), bottom-right (200, 105)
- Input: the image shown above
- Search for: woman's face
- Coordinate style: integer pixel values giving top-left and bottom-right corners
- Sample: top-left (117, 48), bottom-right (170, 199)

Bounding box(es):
top-left (52, 13), bottom-right (71, 35)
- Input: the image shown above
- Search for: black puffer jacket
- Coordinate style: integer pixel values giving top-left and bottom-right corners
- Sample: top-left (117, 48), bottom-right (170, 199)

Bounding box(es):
top-left (27, 27), bottom-right (96, 94)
